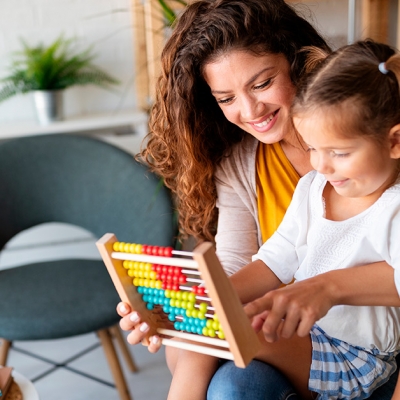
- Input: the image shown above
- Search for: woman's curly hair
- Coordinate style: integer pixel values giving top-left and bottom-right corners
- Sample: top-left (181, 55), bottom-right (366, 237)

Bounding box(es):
top-left (139, 0), bottom-right (330, 242)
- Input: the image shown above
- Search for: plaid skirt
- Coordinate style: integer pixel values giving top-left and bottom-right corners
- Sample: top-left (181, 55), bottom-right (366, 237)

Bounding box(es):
top-left (309, 325), bottom-right (397, 399)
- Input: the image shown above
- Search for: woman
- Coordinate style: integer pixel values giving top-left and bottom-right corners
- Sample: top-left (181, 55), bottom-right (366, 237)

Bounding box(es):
top-left (118, 0), bottom-right (400, 398)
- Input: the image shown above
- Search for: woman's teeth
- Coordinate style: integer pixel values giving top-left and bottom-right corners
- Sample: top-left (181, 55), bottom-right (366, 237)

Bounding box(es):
top-left (254, 112), bottom-right (276, 127)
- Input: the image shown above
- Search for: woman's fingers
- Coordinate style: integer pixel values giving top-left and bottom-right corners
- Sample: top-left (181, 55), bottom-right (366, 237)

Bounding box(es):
top-left (117, 302), bottom-right (131, 317)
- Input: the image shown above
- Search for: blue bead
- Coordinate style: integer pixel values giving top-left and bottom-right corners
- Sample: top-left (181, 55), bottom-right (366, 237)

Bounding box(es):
top-left (174, 322), bottom-right (181, 330)
top-left (163, 305), bottom-right (170, 313)
top-left (137, 286), bottom-right (144, 294)
top-left (168, 314), bottom-right (176, 321)
top-left (146, 303), bottom-right (154, 310)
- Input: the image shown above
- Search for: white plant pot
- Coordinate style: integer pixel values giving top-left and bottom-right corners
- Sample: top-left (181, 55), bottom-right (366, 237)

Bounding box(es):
top-left (32, 90), bottom-right (64, 125)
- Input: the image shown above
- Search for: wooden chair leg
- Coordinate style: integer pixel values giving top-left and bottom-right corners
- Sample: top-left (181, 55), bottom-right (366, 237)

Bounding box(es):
top-left (0, 339), bottom-right (11, 366)
top-left (109, 325), bottom-right (138, 373)
top-left (97, 329), bottom-right (132, 400)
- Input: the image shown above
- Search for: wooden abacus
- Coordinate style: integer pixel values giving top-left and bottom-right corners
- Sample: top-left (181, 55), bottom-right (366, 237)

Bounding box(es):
top-left (96, 233), bottom-right (260, 368)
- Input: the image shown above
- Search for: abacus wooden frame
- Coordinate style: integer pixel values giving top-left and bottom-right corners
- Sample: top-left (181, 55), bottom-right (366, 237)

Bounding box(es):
top-left (96, 233), bottom-right (260, 368)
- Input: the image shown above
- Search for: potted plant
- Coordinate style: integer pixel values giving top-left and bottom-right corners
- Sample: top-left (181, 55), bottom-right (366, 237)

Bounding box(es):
top-left (0, 36), bottom-right (119, 125)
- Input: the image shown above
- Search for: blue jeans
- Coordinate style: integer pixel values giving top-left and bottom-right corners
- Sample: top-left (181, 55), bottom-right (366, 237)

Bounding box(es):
top-left (207, 358), bottom-right (399, 400)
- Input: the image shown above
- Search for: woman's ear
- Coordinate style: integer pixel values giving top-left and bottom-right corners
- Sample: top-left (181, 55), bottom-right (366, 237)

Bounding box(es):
top-left (388, 124), bottom-right (400, 159)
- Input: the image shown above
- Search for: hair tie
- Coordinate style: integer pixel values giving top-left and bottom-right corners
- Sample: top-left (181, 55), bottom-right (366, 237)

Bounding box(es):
top-left (379, 62), bottom-right (389, 74)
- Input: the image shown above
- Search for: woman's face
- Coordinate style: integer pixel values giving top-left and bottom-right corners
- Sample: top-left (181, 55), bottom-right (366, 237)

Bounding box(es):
top-left (203, 50), bottom-right (296, 144)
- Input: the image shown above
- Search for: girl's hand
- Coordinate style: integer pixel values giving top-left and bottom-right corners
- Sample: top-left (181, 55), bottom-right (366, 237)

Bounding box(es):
top-left (117, 302), bottom-right (162, 353)
top-left (244, 275), bottom-right (335, 342)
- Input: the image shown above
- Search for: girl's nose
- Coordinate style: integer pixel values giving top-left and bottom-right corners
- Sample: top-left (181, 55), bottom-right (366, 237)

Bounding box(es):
top-left (312, 153), bottom-right (334, 175)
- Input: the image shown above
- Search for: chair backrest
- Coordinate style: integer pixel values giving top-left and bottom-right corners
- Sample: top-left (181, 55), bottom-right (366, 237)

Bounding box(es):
top-left (0, 134), bottom-right (176, 249)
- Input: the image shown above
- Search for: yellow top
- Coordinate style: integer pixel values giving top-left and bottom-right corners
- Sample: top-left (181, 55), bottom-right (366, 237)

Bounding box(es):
top-left (256, 142), bottom-right (300, 242)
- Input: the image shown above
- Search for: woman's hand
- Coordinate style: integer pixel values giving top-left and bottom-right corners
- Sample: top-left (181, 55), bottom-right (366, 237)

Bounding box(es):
top-left (244, 274), bottom-right (336, 342)
top-left (117, 302), bottom-right (162, 353)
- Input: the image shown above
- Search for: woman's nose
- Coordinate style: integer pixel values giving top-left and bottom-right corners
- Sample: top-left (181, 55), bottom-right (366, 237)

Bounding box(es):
top-left (240, 94), bottom-right (263, 120)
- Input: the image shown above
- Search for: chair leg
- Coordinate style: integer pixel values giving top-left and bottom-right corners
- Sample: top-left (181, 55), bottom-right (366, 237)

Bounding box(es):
top-left (109, 325), bottom-right (138, 373)
top-left (0, 339), bottom-right (11, 366)
top-left (97, 329), bottom-right (132, 400)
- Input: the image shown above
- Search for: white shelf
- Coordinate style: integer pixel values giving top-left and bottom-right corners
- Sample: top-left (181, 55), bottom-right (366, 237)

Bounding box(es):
top-left (0, 109), bottom-right (149, 140)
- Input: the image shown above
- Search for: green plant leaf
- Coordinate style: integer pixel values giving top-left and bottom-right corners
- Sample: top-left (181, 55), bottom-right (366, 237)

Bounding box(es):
top-left (0, 35), bottom-right (119, 102)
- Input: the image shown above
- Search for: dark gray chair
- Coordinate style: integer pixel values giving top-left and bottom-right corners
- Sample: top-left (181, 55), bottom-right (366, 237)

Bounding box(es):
top-left (0, 134), bottom-right (176, 400)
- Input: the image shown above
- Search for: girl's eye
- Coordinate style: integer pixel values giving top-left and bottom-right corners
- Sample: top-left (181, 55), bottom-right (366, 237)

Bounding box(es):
top-left (254, 79), bottom-right (272, 90)
top-left (333, 152), bottom-right (350, 158)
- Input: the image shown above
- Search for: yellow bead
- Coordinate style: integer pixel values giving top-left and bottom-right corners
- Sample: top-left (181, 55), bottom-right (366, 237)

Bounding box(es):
top-left (208, 328), bottom-right (216, 337)
top-left (181, 292), bottom-right (188, 301)
top-left (180, 301), bottom-right (187, 309)
top-left (135, 244), bottom-right (143, 254)
top-left (212, 321), bottom-right (219, 330)
top-left (199, 303), bottom-right (208, 313)
top-left (133, 278), bottom-right (139, 286)
top-left (197, 312), bottom-right (205, 320)
top-left (176, 291), bottom-right (182, 300)
top-left (191, 310), bottom-right (199, 319)
top-left (186, 310), bottom-right (192, 317)
top-left (155, 280), bottom-right (162, 289)
top-left (113, 242), bottom-right (120, 251)
top-left (206, 319), bottom-right (213, 329)
top-left (149, 280), bottom-right (155, 288)
top-left (123, 260), bottom-right (130, 269)
top-left (129, 243), bottom-right (136, 253)
top-left (133, 261), bottom-right (140, 270)
top-left (217, 331), bottom-right (225, 339)
top-left (123, 243), bottom-right (131, 253)
top-left (188, 293), bottom-right (196, 303)
top-left (202, 327), bottom-right (208, 336)
top-left (143, 279), bottom-right (150, 287)
top-left (187, 302), bottom-right (194, 310)
top-left (128, 270), bottom-right (134, 277)
top-left (149, 271), bottom-right (156, 280)
top-left (145, 263), bottom-right (152, 271)
top-left (213, 314), bottom-right (219, 321)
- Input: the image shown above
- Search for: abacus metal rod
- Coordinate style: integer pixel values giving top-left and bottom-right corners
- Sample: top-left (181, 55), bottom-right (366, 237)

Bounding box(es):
top-left (111, 252), bottom-right (198, 268)
top-left (161, 339), bottom-right (234, 361)
top-left (158, 328), bottom-right (229, 347)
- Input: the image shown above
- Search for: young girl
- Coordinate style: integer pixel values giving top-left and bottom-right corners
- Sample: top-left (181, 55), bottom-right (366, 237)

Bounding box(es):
top-left (239, 40), bottom-right (400, 399)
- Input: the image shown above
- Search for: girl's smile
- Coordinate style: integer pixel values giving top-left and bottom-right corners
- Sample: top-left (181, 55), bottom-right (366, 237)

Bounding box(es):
top-left (203, 51), bottom-right (296, 144)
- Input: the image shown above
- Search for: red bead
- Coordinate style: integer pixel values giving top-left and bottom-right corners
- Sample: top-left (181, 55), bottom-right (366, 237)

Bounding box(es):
top-left (162, 282), bottom-right (167, 289)
top-left (164, 247), bottom-right (173, 257)
top-left (162, 266), bottom-right (168, 273)
top-left (156, 273), bottom-right (161, 280)
top-left (166, 283), bottom-right (172, 290)
top-left (158, 247), bottom-right (164, 256)
top-left (179, 275), bottom-right (187, 284)
top-left (174, 267), bottom-right (181, 275)
top-left (192, 286), bottom-right (198, 293)
top-left (172, 275), bottom-right (179, 283)
top-left (152, 246), bottom-right (159, 255)
top-left (172, 284), bottom-right (179, 291)
top-left (197, 287), bottom-right (205, 295)
top-left (145, 245), bottom-right (152, 255)
top-left (168, 266), bottom-right (174, 275)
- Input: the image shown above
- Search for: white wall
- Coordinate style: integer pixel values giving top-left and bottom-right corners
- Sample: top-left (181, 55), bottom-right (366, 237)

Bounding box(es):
top-left (0, 0), bottom-right (137, 123)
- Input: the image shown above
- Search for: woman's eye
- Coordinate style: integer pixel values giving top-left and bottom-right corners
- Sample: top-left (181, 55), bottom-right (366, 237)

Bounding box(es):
top-left (217, 97), bottom-right (234, 104)
top-left (306, 147), bottom-right (315, 153)
top-left (254, 79), bottom-right (272, 90)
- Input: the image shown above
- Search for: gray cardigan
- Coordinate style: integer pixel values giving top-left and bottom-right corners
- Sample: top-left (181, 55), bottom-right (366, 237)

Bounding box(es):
top-left (215, 135), bottom-right (263, 276)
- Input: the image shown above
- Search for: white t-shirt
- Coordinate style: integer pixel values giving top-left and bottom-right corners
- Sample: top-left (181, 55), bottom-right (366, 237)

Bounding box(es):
top-left (253, 170), bottom-right (400, 353)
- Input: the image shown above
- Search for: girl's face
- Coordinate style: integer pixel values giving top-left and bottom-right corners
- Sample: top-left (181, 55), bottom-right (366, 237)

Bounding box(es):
top-left (294, 109), bottom-right (398, 200)
top-left (203, 50), bottom-right (296, 144)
